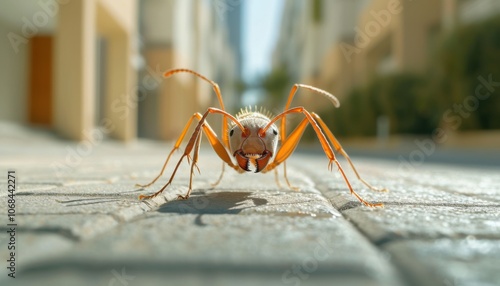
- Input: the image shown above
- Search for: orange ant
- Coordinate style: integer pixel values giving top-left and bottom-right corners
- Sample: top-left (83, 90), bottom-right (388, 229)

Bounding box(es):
top-left (137, 69), bottom-right (386, 207)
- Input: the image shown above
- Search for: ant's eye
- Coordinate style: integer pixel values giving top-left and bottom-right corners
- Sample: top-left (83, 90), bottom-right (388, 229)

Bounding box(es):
top-left (272, 129), bottom-right (278, 135)
top-left (230, 129), bottom-right (234, 137)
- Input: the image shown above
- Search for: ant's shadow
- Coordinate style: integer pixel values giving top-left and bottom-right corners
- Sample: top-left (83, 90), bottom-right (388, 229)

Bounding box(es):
top-left (157, 191), bottom-right (268, 215)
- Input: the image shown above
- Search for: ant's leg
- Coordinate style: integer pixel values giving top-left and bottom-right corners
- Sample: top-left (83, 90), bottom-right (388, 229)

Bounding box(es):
top-left (139, 108), bottom-right (244, 200)
top-left (262, 107), bottom-right (383, 208)
top-left (164, 69), bottom-right (230, 148)
top-left (178, 129), bottom-right (203, 200)
top-left (311, 112), bottom-right (388, 193)
top-left (282, 162), bottom-right (299, 191)
top-left (211, 162), bottom-right (225, 187)
top-left (274, 168), bottom-right (282, 188)
top-left (135, 113), bottom-right (203, 188)
top-left (280, 84), bottom-right (340, 147)
top-left (276, 84), bottom-right (340, 191)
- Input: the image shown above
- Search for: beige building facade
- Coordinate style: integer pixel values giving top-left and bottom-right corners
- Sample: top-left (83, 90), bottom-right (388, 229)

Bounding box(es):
top-left (0, 0), bottom-right (138, 141)
top-left (139, 0), bottom-right (238, 140)
top-left (0, 0), bottom-right (238, 142)
top-left (273, 0), bottom-right (500, 109)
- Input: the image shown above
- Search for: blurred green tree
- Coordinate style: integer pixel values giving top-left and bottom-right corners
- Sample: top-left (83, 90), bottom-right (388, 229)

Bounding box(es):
top-left (260, 14), bottom-right (500, 139)
top-left (321, 73), bottom-right (432, 137)
top-left (260, 65), bottom-right (291, 108)
top-left (427, 15), bottom-right (500, 130)
top-left (331, 14), bottom-right (500, 137)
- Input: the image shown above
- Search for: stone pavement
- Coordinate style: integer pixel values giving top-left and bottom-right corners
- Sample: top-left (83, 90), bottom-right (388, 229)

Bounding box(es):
top-left (0, 125), bottom-right (499, 286)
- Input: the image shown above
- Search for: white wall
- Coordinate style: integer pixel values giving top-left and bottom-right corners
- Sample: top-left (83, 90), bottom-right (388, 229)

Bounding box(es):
top-left (0, 20), bottom-right (28, 124)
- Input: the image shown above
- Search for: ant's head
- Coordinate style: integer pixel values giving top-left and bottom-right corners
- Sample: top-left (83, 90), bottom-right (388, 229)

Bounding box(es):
top-left (229, 112), bottom-right (278, 173)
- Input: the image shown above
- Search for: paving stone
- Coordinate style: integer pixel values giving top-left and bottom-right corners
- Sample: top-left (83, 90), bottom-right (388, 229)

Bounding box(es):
top-left (1, 128), bottom-right (499, 286)
top-left (10, 214), bottom-right (119, 240)
top-left (398, 167), bottom-right (500, 204)
top-left (0, 270), bottom-right (394, 286)
top-left (297, 156), bottom-right (500, 242)
top-left (0, 233), bottom-right (74, 279)
top-left (341, 205), bottom-right (500, 243)
top-left (15, 182), bottom-right (143, 196)
top-left (292, 154), bottom-right (500, 286)
top-left (8, 214), bottom-right (404, 286)
top-left (386, 238), bottom-right (500, 286)
top-left (0, 193), bottom-right (142, 216)
top-left (156, 190), bottom-right (340, 218)
top-left (16, 183), bottom-right (61, 192)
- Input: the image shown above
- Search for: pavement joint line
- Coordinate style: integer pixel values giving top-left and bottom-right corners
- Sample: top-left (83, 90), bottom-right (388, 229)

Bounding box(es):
top-left (0, 226), bottom-right (80, 242)
top-left (474, 195), bottom-right (500, 203)
top-left (297, 161), bottom-right (500, 286)
top-left (320, 197), bottom-right (442, 286)
top-left (295, 164), bottom-right (421, 285)
top-left (3, 132), bottom-right (499, 285)
top-left (372, 233), bottom-right (500, 247)
top-left (12, 194), bottom-right (161, 241)
top-left (108, 202), bottom-right (153, 223)
top-left (15, 192), bottom-right (140, 198)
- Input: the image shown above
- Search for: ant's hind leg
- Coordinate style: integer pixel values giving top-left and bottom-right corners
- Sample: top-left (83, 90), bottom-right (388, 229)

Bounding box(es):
top-left (311, 112), bottom-right (388, 193)
top-left (211, 163), bottom-right (225, 188)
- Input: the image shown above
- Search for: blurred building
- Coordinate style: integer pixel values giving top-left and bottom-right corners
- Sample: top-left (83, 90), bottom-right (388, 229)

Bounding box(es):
top-left (272, 0), bottom-right (500, 110)
top-left (272, 0), bottom-right (368, 109)
top-left (273, 0), bottom-right (368, 83)
top-left (226, 0), bottom-right (243, 80)
top-left (0, 0), bottom-right (138, 141)
top-left (138, 0), bottom-right (239, 140)
top-left (0, 0), bottom-right (239, 142)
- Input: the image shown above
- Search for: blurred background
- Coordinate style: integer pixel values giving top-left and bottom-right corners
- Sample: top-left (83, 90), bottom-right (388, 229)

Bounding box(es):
top-left (1, 0), bottom-right (499, 150)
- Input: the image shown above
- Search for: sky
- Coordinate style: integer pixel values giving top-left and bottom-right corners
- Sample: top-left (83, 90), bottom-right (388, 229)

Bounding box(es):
top-left (241, 0), bottom-right (284, 83)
